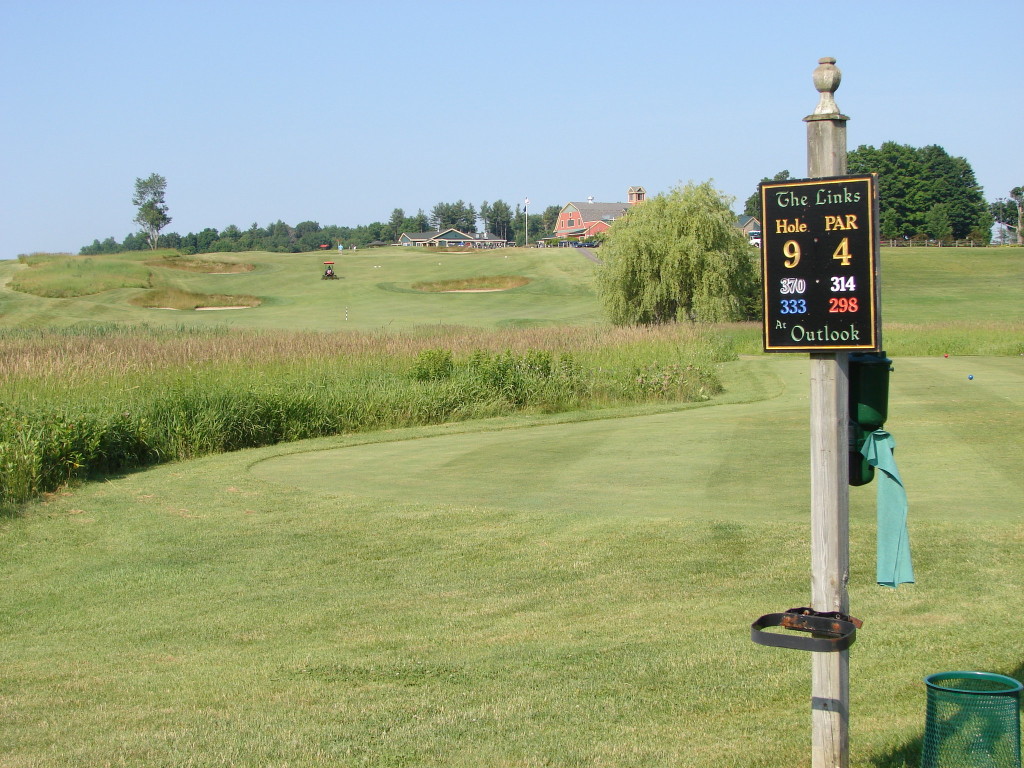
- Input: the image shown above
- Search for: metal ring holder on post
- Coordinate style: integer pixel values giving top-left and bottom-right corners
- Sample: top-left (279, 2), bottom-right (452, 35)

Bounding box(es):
top-left (751, 608), bottom-right (861, 652)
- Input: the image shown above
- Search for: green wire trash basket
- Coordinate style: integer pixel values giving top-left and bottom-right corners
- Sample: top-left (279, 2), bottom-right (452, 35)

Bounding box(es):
top-left (922, 671), bottom-right (1022, 768)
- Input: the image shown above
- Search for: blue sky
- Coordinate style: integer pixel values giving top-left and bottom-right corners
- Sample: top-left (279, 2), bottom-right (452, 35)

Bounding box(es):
top-left (1, 0), bottom-right (1020, 258)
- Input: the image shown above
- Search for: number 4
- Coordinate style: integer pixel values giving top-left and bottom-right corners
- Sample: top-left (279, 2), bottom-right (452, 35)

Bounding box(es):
top-left (832, 237), bottom-right (852, 266)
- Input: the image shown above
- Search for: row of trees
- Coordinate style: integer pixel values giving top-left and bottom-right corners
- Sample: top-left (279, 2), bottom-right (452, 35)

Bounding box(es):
top-left (81, 178), bottom-right (565, 256)
top-left (389, 200), bottom-right (560, 242)
top-left (744, 144), bottom-right (1015, 244)
top-left (98, 144), bottom-right (1016, 259)
top-left (83, 220), bottom-right (388, 256)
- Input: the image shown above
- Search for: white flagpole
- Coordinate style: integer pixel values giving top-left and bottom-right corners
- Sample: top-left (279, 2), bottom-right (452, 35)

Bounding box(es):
top-left (524, 198), bottom-right (530, 247)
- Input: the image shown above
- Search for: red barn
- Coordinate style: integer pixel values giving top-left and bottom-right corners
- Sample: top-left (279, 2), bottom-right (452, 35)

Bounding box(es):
top-left (554, 186), bottom-right (646, 240)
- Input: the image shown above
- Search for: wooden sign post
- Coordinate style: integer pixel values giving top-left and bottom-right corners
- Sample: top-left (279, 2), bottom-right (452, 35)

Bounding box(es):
top-left (757, 58), bottom-right (881, 768)
top-left (806, 58), bottom-right (851, 768)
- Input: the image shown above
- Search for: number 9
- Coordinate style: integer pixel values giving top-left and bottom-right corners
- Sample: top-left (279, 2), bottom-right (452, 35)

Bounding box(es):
top-left (783, 240), bottom-right (801, 268)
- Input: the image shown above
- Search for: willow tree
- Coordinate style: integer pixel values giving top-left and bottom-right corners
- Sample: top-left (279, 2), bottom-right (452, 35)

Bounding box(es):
top-left (596, 181), bottom-right (760, 325)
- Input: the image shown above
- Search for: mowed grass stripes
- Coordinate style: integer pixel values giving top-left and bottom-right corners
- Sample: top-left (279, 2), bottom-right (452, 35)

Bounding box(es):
top-left (1, 354), bottom-right (1020, 766)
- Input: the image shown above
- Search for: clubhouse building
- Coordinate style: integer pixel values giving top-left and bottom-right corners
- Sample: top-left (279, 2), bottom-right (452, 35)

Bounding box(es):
top-left (397, 229), bottom-right (509, 248)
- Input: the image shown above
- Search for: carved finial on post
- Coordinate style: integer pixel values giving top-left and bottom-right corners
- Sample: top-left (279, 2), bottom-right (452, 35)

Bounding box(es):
top-left (812, 56), bottom-right (842, 115)
top-left (805, 57), bottom-right (849, 177)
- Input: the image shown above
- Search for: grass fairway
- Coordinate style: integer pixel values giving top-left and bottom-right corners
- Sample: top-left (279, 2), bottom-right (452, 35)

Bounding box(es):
top-left (879, 247), bottom-right (1024, 356)
top-left (252, 356), bottom-right (1022, 524)
top-left (880, 247), bottom-right (1023, 325)
top-left (0, 247), bottom-right (603, 331)
top-left (2, 246), bottom-right (1021, 340)
top-left (2, 354), bottom-right (1021, 767)
top-left (1, 245), bottom-right (1021, 766)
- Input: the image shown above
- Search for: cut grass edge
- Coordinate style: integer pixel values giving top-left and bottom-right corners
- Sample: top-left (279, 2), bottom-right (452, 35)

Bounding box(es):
top-left (129, 287), bottom-right (261, 310)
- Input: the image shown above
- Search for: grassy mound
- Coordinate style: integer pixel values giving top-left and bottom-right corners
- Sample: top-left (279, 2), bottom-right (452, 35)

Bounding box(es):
top-left (9, 253), bottom-right (154, 298)
top-left (129, 288), bottom-right (261, 310)
top-left (411, 275), bottom-right (530, 292)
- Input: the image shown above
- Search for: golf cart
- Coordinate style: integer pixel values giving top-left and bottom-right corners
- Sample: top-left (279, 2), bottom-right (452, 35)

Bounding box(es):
top-left (322, 261), bottom-right (339, 280)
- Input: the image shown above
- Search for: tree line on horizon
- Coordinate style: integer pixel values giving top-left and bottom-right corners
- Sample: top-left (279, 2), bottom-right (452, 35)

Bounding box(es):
top-left (81, 194), bottom-right (564, 256)
top-left (82, 142), bottom-right (1018, 257)
top-left (744, 143), bottom-right (1017, 244)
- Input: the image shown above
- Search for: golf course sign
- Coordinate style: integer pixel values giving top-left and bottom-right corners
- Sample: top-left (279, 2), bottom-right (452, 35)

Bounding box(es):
top-left (760, 174), bottom-right (880, 352)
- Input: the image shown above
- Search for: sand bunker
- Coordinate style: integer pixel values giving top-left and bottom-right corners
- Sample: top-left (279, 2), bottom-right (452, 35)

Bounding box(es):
top-left (413, 275), bottom-right (529, 293)
top-left (441, 288), bottom-right (507, 293)
top-left (149, 305), bottom-right (253, 311)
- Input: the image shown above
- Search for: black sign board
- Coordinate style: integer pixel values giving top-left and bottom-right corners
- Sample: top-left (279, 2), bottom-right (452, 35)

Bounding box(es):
top-left (760, 174), bottom-right (880, 352)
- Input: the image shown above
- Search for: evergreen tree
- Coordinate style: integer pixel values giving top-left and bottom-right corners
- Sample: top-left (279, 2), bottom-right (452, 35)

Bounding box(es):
top-left (481, 199), bottom-right (513, 240)
top-left (388, 208), bottom-right (405, 241)
top-left (541, 205), bottom-right (561, 233)
top-left (429, 200), bottom-right (477, 232)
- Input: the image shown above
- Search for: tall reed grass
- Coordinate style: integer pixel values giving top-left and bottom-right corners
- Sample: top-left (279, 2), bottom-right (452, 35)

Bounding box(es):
top-left (0, 323), bottom-right (736, 512)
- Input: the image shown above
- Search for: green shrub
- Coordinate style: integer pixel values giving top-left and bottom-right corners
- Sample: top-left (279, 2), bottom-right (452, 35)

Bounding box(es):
top-left (460, 349), bottom-right (587, 408)
top-left (630, 362), bottom-right (721, 401)
top-left (411, 349), bottom-right (455, 381)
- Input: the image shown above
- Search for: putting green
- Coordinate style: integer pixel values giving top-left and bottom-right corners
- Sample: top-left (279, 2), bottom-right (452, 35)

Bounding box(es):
top-left (251, 355), bottom-right (1022, 522)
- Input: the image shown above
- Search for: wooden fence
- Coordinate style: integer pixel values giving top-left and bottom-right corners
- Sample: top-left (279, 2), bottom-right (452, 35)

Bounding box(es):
top-left (883, 239), bottom-right (989, 247)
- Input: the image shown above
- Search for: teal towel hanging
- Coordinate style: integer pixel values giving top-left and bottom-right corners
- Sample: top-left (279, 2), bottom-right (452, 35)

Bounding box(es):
top-left (861, 430), bottom-right (915, 588)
